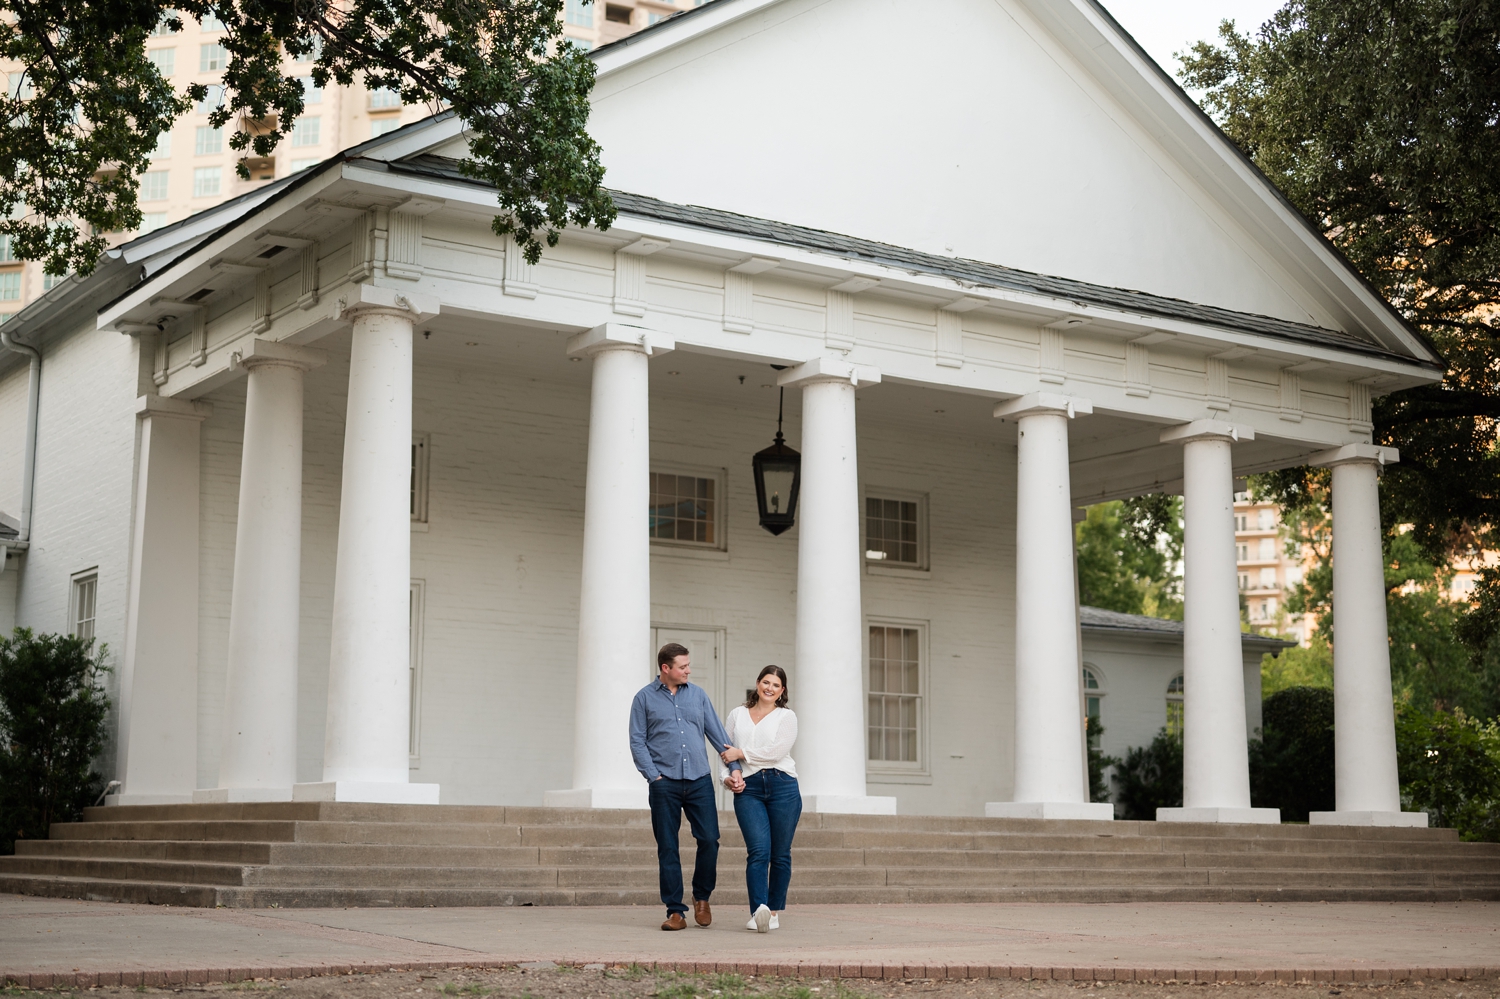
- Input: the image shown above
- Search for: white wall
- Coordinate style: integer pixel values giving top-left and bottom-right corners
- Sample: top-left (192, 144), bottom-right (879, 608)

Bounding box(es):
top-left (0, 359), bottom-right (26, 518)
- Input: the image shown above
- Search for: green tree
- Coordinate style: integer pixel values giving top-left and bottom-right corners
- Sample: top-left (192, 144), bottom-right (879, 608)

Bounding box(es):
top-left (1109, 729), bottom-right (1183, 820)
top-left (1261, 633), bottom-right (1332, 695)
top-left (1395, 704), bottom-right (1500, 841)
top-left (0, 0), bottom-right (614, 277)
top-left (1249, 686), bottom-right (1335, 821)
top-left (1181, 1), bottom-right (1500, 567)
top-left (0, 629), bottom-right (112, 854)
top-left (1076, 497), bottom-right (1184, 619)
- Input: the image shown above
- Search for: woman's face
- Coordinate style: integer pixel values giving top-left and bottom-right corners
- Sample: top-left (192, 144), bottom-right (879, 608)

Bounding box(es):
top-left (758, 672), bottom-right (784, 705)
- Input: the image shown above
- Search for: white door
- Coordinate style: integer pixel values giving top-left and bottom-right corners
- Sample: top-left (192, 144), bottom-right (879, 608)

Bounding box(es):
top-left (651, 626), bottom-right (729, 809)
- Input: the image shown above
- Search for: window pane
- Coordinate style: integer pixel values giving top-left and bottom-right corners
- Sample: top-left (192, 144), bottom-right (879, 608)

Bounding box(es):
top-left (148, 48), bottom-right (175, 75)
top-left (192, 166), bottom-right (220, 197)
top-left (194, 125), bottom-right (222, 155)
top-left (142, 170), bottom-right (169, 201)
top-left (648, 472), bottom-right (716, 546)
top-left (199, 43), bottom-right (226, 72)
top-left (0, 272), bottom-right (21, 301)
top-left (866, 495), bottom-right (920, 564)
top-left (291, 116), bottom-right (321, 147)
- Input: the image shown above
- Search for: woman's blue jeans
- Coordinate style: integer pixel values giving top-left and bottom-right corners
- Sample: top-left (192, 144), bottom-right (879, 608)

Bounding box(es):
top-left (733, 768), bottom-right (802, 912)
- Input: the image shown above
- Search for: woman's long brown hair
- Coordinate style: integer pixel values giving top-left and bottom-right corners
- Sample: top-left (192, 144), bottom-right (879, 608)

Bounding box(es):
top-left (744, 665), bottom-right (790, 709)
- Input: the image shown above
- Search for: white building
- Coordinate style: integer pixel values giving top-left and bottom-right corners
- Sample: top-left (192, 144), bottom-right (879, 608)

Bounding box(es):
top-left (0, 0), bottom-right (1438, 826)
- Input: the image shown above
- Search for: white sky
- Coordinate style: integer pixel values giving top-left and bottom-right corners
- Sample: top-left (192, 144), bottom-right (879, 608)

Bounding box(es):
top-left (1097, 0), bottom-right (1286, 80)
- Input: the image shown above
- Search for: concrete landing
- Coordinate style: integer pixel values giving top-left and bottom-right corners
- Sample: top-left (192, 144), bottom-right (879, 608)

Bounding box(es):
top-left (4, 894), bottom-right (1497, 987)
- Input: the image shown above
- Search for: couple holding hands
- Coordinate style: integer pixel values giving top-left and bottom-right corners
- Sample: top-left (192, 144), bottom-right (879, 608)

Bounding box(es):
top-left (628, 643), bottom-right (801, 934)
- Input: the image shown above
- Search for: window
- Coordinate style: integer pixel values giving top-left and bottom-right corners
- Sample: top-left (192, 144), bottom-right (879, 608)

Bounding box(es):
top-left (141, 170), bottom-right (169, 201)
top-left (192, 166), bottom-right (221, 197)
top-left (649, 471), bottom-right (719, 546)
top-left (1238, 573), bottom-right (1249, 591)
top-left (565, 0), bottom-right (594, 26)
top-left (195, 84), bottom-right (224, 114)
top-left (150, 11), bottom-right (179, 36)
top-left (299, 76), bottom-right (323, 104)
top-left (291, 116), bottom-right (320, 147)
top-left (71, 572), bottom-right (98, 642)
top-left (1166, 673), bottom-right (1184, 736)
top-left (370, 116), bottom-right (402, 138)
top-left (411, 434), bottom-right (429, 524)
top-left (0, 235), bottom-right (14, 264)
top-left (150, 131), bottom-right (172, 159)
top-left (7, 72), bottom-right (33, 100)
top-left (200, 43), bottom-right (227, 72)
top-left (605, 3), bottom-right (632, 22)
top-left (369, 87), bottom-right (400, 109)
top-left (868, 625), bottom-right (922, 765)
top-left (1259, 567), bottom-right (1277, 588)
top-left (290, 157), bottom-right (320, 173)
top-left (865, 494), bottom-right (922, 566)
top-left (194, 125), bottom-right (222, 155)
top-left (1257, 597), bottom-right (1277, 620)
top-left (564, 35), bottom-right (593, 51)
top-left (140, 212), bottom-right (168, 233)
top-left (1234, 514), bottom-right (1247, 531)
top-left (199, 14), bottom-right (225, 31)
top-left (147, 48), bottom-right (175, 75)
top-left (1082, 665), bottom-right (1104, 749)
top-left (1258, 508), bottom-right (1275, 530)
top-left (42, 271), bottom-right (69, 291)
top-left (647, 11), bottom-right (669, 23)
top-left (1258, 538), bottom-right (1276, 560)
top-left (1236, 543), bottom-right (1248, 562)
top-left (292, 36), bottom-right (322, 62)
top-left (409, 579), bottom-right (425, 762)
top-left (0, 271), bottom-right (19, 301)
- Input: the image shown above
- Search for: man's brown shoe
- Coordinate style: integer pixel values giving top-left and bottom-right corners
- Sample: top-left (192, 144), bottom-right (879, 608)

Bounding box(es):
top-left (662, 912), bottom-right (687, 931)
top-left (694, 899), bottom-right (712, 927)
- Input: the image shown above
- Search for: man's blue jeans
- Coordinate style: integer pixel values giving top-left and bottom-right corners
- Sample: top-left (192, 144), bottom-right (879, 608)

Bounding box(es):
top-left (648, 775), bottom-right (720, 915)
top-left (733, 768), bottom-right (802, 912)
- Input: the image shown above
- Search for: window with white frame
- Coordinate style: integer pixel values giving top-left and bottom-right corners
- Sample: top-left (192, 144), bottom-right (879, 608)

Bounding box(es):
top-left (1259, 566), bottom-right (1278, 588)
top-left (150, 11), bottom-right (179, 36)
top-left (192, 166), bottom-right (221, 197)
top-left (1166, 673), bottom-right (1184, 736)
top-left (147, 47), bottom-right (175, 75)
top-left (71, 571), bottom-right (98, 642)
top-left (411, 433), bottom-right (429, 524)
top-left (1236, 543), bottom-right (1249, 562)
top-left (1082, 664), bottom-right (1104, 749)
top-left (0, 272), bottom-right (20, 301)
top-left (290, 157), bottom-right (320, 173)
top-left (1258, 537), bottom-right (1277, 560)
top-left (409, 579), bottom-right (425, 762)
top-left (864, 490), bottom-right (926, 568)
top-left (0, 235), bottom-right (13, 263)
top-left (649, 470), bottom-right (723, 548)
top-left (141, 170), bottom-right (169, 201)
top-left (199, 43), bottom-right (227, 71)
top-left (1238, 572), bottom-right (1250, 591)
top-left (299, 76), bottom-right (323, 103)
top-left (140, 212), bottom-right (168, 234)
top-left (194, 125), bottom-right (222, 155)
top-left (150, 131), bottom-right (172, 159)
top-left (369, 87), bottom-right (400, 109)
top-left (370, 117), bottom-right (402, 138)
top-left (867, 623), bottom-right (923, 766)
top-left (291, 116), bottom-right (321, 147)
top-left (195, 84), bottom-right (224, 114)
top-left (42, 271), bottom-right (69, 291)
top-left (565, 0), bottom-right (594, 25)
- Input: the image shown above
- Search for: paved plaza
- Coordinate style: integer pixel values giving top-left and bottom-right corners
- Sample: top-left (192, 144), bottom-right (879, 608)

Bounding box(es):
top-left (4, 894), bottom-right (1497, 986)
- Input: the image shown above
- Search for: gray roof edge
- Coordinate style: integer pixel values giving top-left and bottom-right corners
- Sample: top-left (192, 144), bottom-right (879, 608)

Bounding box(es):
top-left (1081, 605), bottom-right (1297, 649)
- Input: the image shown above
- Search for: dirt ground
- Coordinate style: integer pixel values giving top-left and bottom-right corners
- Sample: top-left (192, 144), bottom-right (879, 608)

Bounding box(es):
top-left (4, 966), bottom-right (1494, 999)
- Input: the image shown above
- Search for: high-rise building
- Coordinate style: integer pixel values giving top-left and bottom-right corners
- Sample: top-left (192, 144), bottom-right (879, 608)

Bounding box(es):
top-left (0, 0), bottom-right (700, 320)
top-left (1233, 491), bottom-right (1315, 643)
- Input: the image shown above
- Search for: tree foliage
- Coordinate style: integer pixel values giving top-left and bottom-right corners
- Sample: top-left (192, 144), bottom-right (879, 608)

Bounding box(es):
top-left (1109, 728), bottom-right (1183, 820)
top-left (1180, 0), bottom-right (1500, 561)
top-left (1395, 704), bottom-right (1500, 840)
top-left (0, 0), bottom-right (614, 276)
top-left (1076, 497), bottom-right (1184, 619)
top-left (0, 629), bottom-right (111, 854)
top-left (1249, 685), bottom-right (1335, 821)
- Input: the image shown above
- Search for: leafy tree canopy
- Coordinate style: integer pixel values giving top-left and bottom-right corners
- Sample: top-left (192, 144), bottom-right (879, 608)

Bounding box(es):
top-left (1181, 1), bottom-right (1500, 560)
top-left (1076, 497), bottom-right (1184, 619)
top-left (0, 0), bottom-right (614, 277)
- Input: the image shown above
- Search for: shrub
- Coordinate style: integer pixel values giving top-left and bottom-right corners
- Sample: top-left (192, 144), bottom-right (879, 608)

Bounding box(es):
top-left (1110, 728), bottom-right (1182, 820)
top-left (1395, 704), bottom-right (1500, 841)
top-left (0, 628), bottom-right (112, 854)
top-left (1249, 685), bottom-right (1335, 821)
top-left (1087, 720), bottom-right (1117, 805)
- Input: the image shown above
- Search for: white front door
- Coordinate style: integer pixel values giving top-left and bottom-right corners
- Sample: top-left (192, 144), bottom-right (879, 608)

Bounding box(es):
top-left (651, 626), bottom-right (729, 809)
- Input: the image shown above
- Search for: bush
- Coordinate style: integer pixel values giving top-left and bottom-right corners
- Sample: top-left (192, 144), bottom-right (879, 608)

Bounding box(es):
top-left (1249, 685), bottom-right (1335, 821)
top-left (1087, 720), bottom-right (1117, 805)
top-left (1110, 728), bottom-right (1182, 819)
top-left (0, 629), bottom-right (112, 854)
top-left (1395, 704), bottom-right (1500, 841)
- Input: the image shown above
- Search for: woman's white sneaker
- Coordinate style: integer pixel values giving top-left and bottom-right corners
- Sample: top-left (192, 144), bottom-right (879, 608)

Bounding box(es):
top-left (752, 904), bottom-right (771, 933)
top-left (768, 913), bottom-right (780, 931)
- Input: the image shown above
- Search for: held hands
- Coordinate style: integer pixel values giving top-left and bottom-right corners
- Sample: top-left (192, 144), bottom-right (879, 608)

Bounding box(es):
top-left (722, 771), bottom-right (745, 794)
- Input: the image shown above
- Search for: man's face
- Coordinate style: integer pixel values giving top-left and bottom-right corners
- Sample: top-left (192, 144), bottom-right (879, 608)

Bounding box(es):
top-left (660, 655), bottom-right (691, 688)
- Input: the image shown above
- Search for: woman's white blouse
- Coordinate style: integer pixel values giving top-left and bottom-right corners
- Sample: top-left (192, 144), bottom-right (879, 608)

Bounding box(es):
top-left (722, 705), bottom-right (798, 779)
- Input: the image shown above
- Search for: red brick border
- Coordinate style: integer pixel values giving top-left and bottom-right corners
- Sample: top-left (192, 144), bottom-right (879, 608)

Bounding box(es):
top-left (3, 962), bottom-right (1498, 988)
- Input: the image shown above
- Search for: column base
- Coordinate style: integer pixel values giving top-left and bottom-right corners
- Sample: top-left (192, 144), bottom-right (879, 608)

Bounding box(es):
top-left (801, 794), bottom-right (898, 815)
top-left (1309, 810), bottom-right (1428, 827)
top-left (292, 781), bottom-right (439, 804)
top-left (1156, 806), bottom-right (1281, 824)
top-left (192, 787), bottom-right (293, 803)
top-left (543, 787), bottom-right (648, 810)
top-left (985, 801), bottom-right (1114, 821)
top-left (103, 793), bottom-right (194, 806)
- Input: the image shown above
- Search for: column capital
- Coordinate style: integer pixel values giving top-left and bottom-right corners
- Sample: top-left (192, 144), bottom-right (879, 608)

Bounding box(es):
top-left (337, 284), bottom-right (439, 324)
top-left (1307, 442), bottom-right (1399, 468)
top-left (993, 392), bottom-right (1092, 420)
top-left (136, 394), bottom-right (212, 422)
top-left (231, 338), bottom-right (327, 373)
top-left (566, 322), bottom-right (674, 358)
top-left (777, 355), bottom-right (880, 388)
top-left (1159, 419), bottom-right (1255, 445)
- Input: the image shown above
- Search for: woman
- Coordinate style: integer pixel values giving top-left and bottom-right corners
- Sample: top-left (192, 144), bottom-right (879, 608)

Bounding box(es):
top-left (720, 665), bottom-right (800, 933)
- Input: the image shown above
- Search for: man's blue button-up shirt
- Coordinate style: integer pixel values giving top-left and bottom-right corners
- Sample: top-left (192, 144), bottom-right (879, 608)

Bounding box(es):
top-left (629, 679), bottom-right (741, 782)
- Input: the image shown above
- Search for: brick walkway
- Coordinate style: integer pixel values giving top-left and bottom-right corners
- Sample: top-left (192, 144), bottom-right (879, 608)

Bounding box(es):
top-left (4, 894), bottom-right (1497, 988)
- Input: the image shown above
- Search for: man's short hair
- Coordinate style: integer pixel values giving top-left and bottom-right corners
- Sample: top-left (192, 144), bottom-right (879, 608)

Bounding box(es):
top-left (657, 642), bottom-right (690, 668)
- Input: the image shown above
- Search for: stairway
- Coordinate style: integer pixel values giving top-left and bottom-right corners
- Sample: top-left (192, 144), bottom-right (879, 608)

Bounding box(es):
top-left (2, 802), bottom-right (1497, 908)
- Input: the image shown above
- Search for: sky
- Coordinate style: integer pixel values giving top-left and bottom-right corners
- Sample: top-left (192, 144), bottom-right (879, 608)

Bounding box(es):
top-left (1097, 0), bottom-right (1286, 80)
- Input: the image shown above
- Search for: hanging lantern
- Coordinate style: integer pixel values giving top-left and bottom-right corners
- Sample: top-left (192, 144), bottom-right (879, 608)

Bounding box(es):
top-left (752, 385), bottom-right (801, 535)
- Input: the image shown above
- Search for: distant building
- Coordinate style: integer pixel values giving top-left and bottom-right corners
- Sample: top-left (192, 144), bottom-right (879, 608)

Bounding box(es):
top-left (1233, 491), bottom-right (1314, 642)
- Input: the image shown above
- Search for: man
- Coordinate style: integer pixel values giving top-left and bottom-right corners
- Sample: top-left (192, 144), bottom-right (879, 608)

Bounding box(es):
top-left (629, 642), bottom-right (742, 931)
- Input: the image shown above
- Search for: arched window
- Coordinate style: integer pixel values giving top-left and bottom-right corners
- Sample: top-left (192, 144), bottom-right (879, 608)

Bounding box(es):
top-left (1166, 673), bottom-right (1184, 736)
top-left (1082, 665), bottom-right (1105, 749)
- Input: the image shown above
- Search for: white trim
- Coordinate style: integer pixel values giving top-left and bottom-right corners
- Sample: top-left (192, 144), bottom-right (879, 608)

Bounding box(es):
top-left (862, 487), bottom-right (929, 573)
top-left (648, 463), bottom-right (727, 552)
top-left (411, 432), bottom-right (431, 525)
top-left (68, 567), bottom-right (99, 641)
top-left (863, 617), bottom-right (930, 779)
top-left (409, 578), bottom-right (426, 767)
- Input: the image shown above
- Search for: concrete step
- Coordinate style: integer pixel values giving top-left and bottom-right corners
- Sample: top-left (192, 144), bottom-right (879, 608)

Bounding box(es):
top-left (0, 855), bottom-right (248, 886)
top-left (49, 820), bottom-right (299, 843)
top-left (13, 839), bottom-right (274, 864)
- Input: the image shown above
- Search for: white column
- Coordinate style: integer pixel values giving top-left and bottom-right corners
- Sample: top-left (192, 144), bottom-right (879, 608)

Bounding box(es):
top-left (987, 393), bottom-right (1113, 821)
top-left (778, 357), bottom-right (894, 815)
top-left (545, 323), bottom-right (672, 809)
top-left (295, 288), bottom-right (438, 804)
top-left (196, 341), bottom-right (324, 804)
top-left (113, 395), bottom-right (212, 805)
top-left (1309, 444), bottom-right (1427, 827)
top-left (1157, 420), bottom-right (1278, 824)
